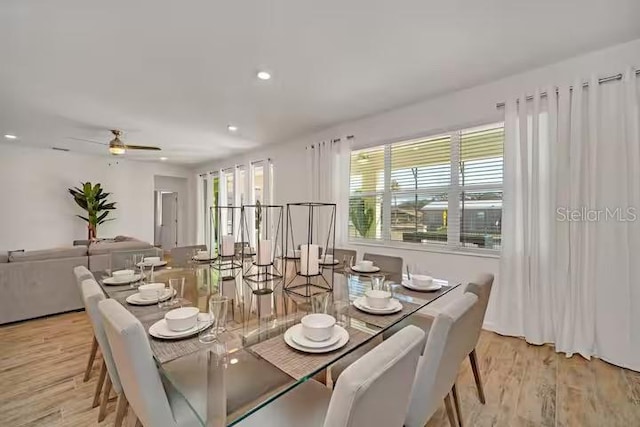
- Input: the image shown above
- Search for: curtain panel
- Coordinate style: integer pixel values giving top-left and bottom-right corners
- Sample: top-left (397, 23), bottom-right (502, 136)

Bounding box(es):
top-left (491, 69), bottom-right (640, 371)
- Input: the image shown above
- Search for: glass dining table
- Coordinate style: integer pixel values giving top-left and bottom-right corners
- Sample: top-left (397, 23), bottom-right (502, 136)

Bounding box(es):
top-left (96, 258), bottom-right (458, 427)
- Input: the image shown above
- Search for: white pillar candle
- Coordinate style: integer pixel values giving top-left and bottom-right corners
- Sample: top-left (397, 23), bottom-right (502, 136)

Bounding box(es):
top-left (257, 239), bottom-right (272, 265)
top-left (221, 235), bottom-right (235, 256)
top-left (301, 244), bottom-right (319, 276)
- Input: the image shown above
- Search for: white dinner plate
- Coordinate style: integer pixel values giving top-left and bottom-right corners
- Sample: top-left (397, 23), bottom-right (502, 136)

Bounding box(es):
top-left (126, 289), bottom-right (176, 305)
top-left (103, 274), bottom-right (144, 286)
top-left (136, 260), bottom-right (168, 268)
top-left (288, 324), bottom-right (342, 349)
top-left (192, 256), bottom-right (215, 262)
top-left (284, 325), bottom-right (349, 354)
top-left (401, 280), bottom-right (442, 292)
top-left (319, 259), bottom-right (340, 266)
top-left (350, 265), bottom-right (381, 273)
top-left (353, 296), bottom-right (403, 315)
top-left (148, 313), bottom-right (213, 340)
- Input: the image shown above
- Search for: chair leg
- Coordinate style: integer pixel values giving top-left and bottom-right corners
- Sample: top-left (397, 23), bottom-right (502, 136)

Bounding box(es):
top-left (452, 383), bottom-right (463, 427)
top-left (92, 360), bottom-right (107, 408)
top-left (98, 374), bottom-right (112, 422)
top-left (83, 336), bottom-right (98, 382)
top-left (469, 349), bottom-right (486, 404)
top-left (114, 393), bottom-right (129, 427)
top-left (135, 418), bottom-right (143, 427)
top-left (443, 392), bottom-right (458, 427)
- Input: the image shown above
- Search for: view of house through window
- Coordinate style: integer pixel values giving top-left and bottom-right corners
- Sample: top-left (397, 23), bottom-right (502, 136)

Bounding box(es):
top-left (349, 123), bottom-right (504, 250)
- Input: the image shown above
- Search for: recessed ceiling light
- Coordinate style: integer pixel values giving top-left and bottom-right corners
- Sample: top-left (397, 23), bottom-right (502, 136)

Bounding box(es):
top-left (160, 157), bottom-right (168, 161)
top-left (227, 125), bottom-right (238, 132)
top-left (4, 134), bottom-right (17, 140)
top-left (257, 71), bottom-right (271, 80)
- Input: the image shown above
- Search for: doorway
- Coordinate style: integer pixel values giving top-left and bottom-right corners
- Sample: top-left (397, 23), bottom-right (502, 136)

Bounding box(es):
top-left (154, 191), bottom-right (178, 249)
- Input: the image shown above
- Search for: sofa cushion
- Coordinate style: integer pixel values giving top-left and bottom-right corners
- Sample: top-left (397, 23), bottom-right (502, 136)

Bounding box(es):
top-left (114, 235), bottom-right (136, 242)
top-left (0, 253), bottom-right (8, 263)
top-left (9, 246), bottom-right (88, 262)
top-left (88, 240), bottom-right (152, 255)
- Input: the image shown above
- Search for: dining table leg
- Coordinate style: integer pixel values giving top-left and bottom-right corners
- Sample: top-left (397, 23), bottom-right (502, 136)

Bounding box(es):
top-left (207, 343), bottom-right (228, 427)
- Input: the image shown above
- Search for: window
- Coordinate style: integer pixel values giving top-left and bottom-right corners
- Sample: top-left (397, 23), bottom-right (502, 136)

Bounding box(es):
top-left (348, 123), bottom-right (503, 251)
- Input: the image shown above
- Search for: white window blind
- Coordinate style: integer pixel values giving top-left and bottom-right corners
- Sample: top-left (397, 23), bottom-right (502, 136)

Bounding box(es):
top-left (348, 123), bottom-right (504, 251)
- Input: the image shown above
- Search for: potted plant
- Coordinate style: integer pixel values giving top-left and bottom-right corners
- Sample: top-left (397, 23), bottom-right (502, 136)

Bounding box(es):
top-left (68, 182), bottom-right (117, 239)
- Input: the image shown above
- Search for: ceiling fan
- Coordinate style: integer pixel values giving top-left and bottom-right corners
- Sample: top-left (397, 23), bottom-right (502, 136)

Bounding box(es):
top-left (69, 129), bottom-right (161, 155)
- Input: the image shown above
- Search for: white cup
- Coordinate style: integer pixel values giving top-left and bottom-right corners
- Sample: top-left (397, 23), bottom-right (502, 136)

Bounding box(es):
top-left (300, 313), bottom-right (336, 342)
top-left (322, 254), bottom-right (334, 263)
top-left (411, 275), bottom-right (433, 288)
top-left (112, 269), bottom-right (135, 282)
top-left (144, 256), bottom-right (161, 264)
top-left (138, 283), bottom-right (165, 300)
top-left (358, 260), bottom-right (374, 270)
top-left (164, 307), bottom-right (199, 331)
top-left (365, 289), bottom-right (392, 309)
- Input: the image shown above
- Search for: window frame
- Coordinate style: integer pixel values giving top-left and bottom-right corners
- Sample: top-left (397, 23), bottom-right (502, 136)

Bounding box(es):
top-left (348, 123), bottom-right (503, 255)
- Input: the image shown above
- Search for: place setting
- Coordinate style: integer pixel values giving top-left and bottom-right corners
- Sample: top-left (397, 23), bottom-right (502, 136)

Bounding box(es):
top-left (352, 274), bottom-right (403, 315)
top-left (349, 259), bottom-right (381, 274)
top-left (148, 307), bottom-right (214, 340)
top-left (318, 253), bottom-right (340, 266)
top-left (125, 282), bottom-right (175, 306)
top-left (192, 249), bottom-right (216, 262)
top-left (400, 266), bottom-right (442, 292)
top-left (102, 269), bottom-right (145, 286)
top-left (136, 255), bottom-right (168, 268)
top-left (283, 313), bottom-right (350, 354)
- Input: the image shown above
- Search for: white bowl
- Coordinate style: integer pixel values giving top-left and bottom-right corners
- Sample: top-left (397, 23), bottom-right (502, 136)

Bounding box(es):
top-left (300, 313), bottom-right (336, 342)
top-left (365, 289), bottom-right (392, 309)
top-left (138, 283), bottom-right (165, 300)
top-left (164, 307), bottom-right (200, 332)
top-left (321, 254), bottom-right (334, 263)
top-left (411, 275), bottom-right (434, 288)
top-left (144, 256), bottom-right (161, 264)
top-left (358, 260), bottom-right (374, 270)
top-left (112, 269), bottom-right (135, 280)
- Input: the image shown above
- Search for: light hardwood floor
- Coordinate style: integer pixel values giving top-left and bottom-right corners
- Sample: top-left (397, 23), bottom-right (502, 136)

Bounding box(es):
top-left (1, 312), bottom-right (639, 427)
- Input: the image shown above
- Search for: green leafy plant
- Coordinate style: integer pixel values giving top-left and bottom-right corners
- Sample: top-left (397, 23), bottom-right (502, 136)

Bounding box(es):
top-left (349, 196), bottom-right (375, 238)
top-left (68, 182), bottom-right (116, 239)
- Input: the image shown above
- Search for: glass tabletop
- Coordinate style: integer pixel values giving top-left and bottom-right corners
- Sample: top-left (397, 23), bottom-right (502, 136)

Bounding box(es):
top-left (96, 259), bottom-right (457, 427)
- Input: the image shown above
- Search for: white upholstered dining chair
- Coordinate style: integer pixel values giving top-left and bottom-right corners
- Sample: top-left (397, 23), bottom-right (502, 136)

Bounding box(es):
top-left (80, 279), bottom-right (128, 426)
top-left (98, 298), bottom-right (201, 427)
top-left (237, 324), bottom-right (425, 427)
top-left (73, 265), bottom-right (98, 382)
top-left (405, 292), bottom-right (479, 427)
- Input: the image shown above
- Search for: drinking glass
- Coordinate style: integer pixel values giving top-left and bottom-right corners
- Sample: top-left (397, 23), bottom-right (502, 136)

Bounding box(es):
top-left (199, 296), bottom-right (230, 344)
top-left (160, 277), bottom-right (185, 308)
top-left (370, 274), bottom-right (387, 291)
top-left (331, 276), bottom-right (351, 327)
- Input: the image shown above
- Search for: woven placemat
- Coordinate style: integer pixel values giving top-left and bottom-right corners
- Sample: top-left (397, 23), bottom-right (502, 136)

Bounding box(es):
top-left (136, 312), bottom-right (205, 364)
top-left (348, 299), bottom-right (421, 329)
top-left (248, 326), bottom-right (371, 380)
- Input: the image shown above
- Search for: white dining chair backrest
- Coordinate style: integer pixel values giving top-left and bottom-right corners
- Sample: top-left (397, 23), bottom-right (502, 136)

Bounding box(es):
top-left (323, 325), bottom-right (425, 427)
top-left (73, 265), bottom-right (94, 288)
top-left (98, 298), bottom-right (176, 427)
top-left (405, 293), bottom-right (479, 427)
top-left (463, 273), bottom-right (494, 353)
top-left (362, 253), bottom-right (403, 283)
top-left (80, 279), bottom-right (123, 394)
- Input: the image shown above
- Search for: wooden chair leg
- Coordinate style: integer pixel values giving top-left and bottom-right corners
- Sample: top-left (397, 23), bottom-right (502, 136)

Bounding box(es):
top-left (452, 383), bottom-right (463, 427)
top-left (469, 348), bottom-right (486, 404)
top-left (83, 336), bottom-right (98, 382)
top-left (98, 375), bottom-right (112, 422)
top-left (114, 393), bottom-right (129, 427)
top-left (444, 392), bottom-right (459, 427)
top-left (135, 418), bottom-right (143, 427)
top-left (92, 360), bottom-right (107, 408)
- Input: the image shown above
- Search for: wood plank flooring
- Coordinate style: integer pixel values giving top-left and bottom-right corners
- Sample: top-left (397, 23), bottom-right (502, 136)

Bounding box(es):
top-left (1, 312), bottom-right (639, 426)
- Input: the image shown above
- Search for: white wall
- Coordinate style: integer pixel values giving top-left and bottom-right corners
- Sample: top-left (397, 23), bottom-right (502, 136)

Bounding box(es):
top-left (0, 144), bottom-right (196, 250)
top-left (194, 38), bottom-right (640, 327)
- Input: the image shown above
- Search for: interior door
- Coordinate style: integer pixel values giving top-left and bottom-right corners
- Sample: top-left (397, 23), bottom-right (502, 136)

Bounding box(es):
top-left (161, 192), bottom-right (178, 249)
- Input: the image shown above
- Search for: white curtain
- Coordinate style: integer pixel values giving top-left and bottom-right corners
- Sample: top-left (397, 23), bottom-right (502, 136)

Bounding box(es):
top-left (492, 68), bottom-right (640, 371)
top-left (307, 138), bottom-right (352, 246)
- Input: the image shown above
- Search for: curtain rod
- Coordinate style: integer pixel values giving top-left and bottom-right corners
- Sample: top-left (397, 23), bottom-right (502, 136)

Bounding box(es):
top-left (495, 69), bottom-right (639, 109)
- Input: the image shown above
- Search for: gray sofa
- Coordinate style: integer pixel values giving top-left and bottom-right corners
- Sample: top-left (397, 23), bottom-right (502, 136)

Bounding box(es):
top-left (0, 237), bottom-right (157, 324)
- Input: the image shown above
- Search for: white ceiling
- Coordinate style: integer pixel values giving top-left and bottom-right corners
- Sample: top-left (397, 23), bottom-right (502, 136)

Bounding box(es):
top-left (1, 0), bottom-right (639, 164)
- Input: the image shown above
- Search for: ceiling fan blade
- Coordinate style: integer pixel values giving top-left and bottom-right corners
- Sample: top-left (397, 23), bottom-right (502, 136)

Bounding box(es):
top-left (124, 144), bottom-right (161, 151)
top-left (67, 137), bottom-right (108, 146)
